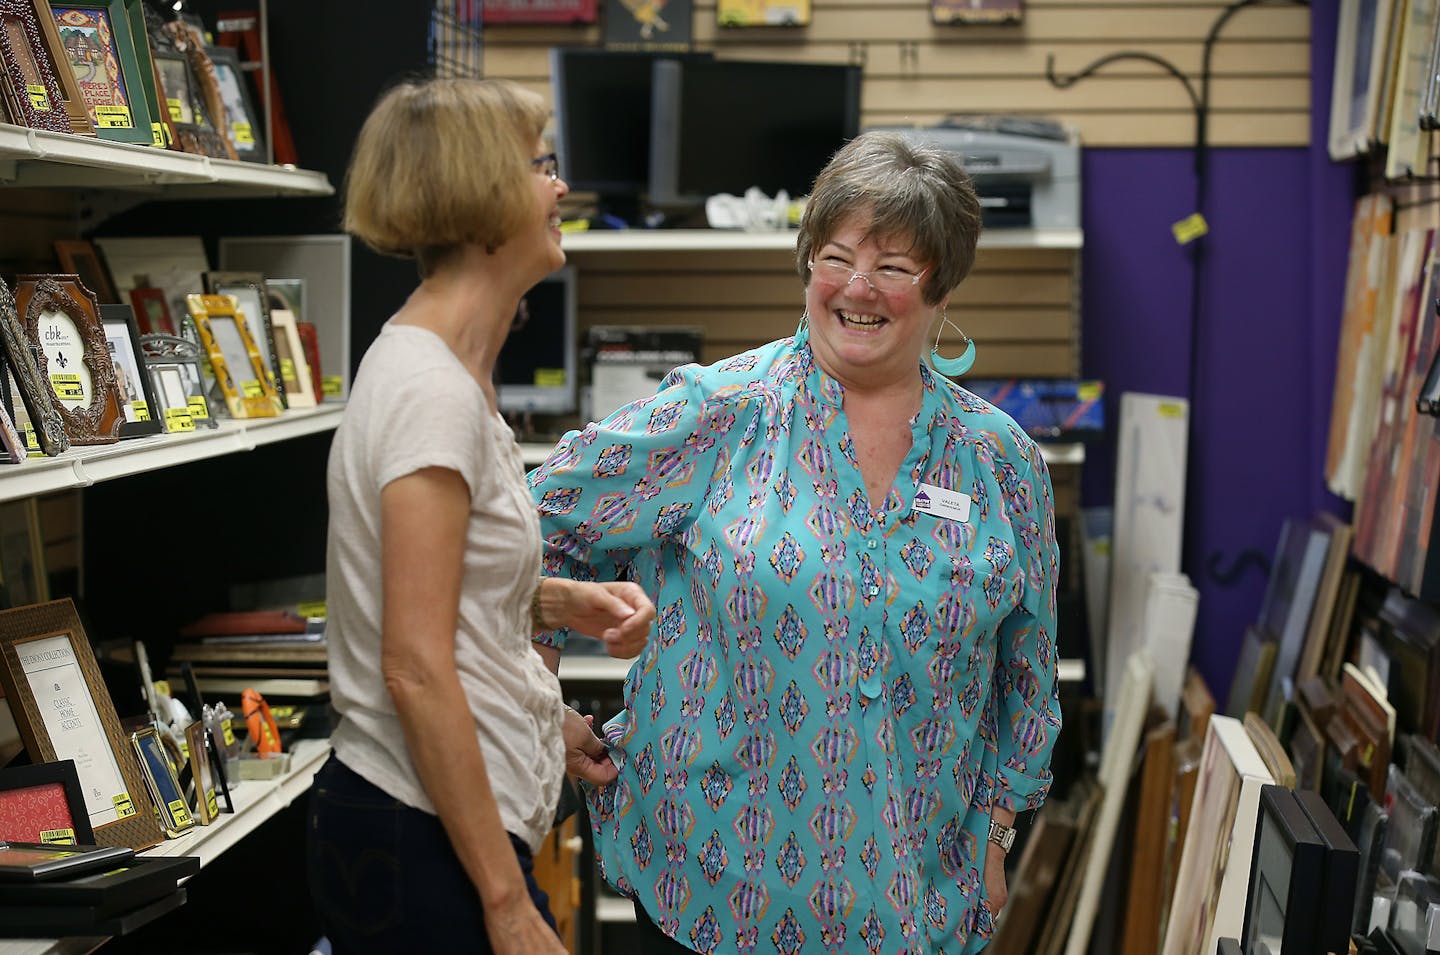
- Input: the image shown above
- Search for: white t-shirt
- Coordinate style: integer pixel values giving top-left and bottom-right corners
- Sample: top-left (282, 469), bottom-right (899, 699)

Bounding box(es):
top-left (324, 323), bottom-right (565, 851)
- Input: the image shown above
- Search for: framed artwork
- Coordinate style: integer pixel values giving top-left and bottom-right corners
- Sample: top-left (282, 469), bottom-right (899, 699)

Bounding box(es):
top-left (24, 0), bottom-right (92, 135)
top-left (13, 273), bottom-right (124, 445)
top-left (49, 1), bottom-right (156, 145)
top-left (717, 0), bottom-right (810, 26)
top-left (210, 279), bottom-right (284, 409)
top-left (185, 293), bottom-right (280, 418)
top-left (52, 239), bottom-right (117, 304)
top-left (127, 286), bottom-right (173, 337)
top-left (0, 0), bottom-right (77, 133)
top-left (602, 0), bottom-right (692, 50)
top-left (205, 44), bottom-right (263, 162)
top-left (160, 17), bottom-right (235, 159)
top-left (269, 309), bottom-right (315, 409)
top-left (483, 0), bottom-right (597, 22)
top-left (182, 720), bottom-right (216, 824)
top-left (0, 277), bottom-right (67, 457)
top-left (0, 599), bottom-right (164, 850)
top-left (0, 759), bottom-right (91, 844)
top-left (1328, 0), bottom-right (1397, 160)
top-left (98, 303), bottom-right (162, 438)
top-left (138, 333), bottom-right (214, 432)
top-left (931, 0), bottom-right (1023, 24)
top-left (128, 726), bottom-right (192, 838)
top-left (92, 235), bottom-right (210, 324)
top-left (0, 498), bottom-right (47, 608)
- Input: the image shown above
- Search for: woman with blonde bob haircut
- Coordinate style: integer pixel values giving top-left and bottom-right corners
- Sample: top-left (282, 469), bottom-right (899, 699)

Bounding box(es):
top-left (307, 77), bottom-right (655, 955)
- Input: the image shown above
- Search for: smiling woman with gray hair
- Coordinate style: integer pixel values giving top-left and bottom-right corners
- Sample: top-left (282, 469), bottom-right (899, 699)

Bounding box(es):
top-left (529, 130), bottom-right (1062, 954)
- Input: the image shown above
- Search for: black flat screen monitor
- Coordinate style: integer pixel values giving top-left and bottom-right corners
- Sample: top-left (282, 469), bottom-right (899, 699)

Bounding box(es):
top-left (549, 48), bottom-right (712, 222)
top-left (648, 58), bottom-right (862, 207)
top-left (496, 267), bottom-right (576, 416)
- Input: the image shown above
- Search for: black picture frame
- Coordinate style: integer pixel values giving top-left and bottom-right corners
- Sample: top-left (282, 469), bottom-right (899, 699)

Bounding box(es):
top-left (1295, 788), bottom-right (1360, 955)
top-left (0, 759), bottom-right (93, 844)
top-left (0, 840), bottom-right (133, 881)
top-left (99, 304), bottom-right (164, 438)
top-left (0, 852), bottom-right (196, 911)
top-left (205, 44), bottom-right (265, 163)
top-left (1241, 785), bottom-right (1327, 955)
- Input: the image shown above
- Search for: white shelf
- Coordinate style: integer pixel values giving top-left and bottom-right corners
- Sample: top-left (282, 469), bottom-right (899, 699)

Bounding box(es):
top-left (563, 654), bottom-right (1084, 684)
top-left (0, 404), bottom-right (344, 503)
top-left (0, 740), bottom-right (329, 954)
top-left (523, 440), bottom-right (1082, 471)
top-left (0, 124), bottom-right (332, 198)
top-left (559, 227), bottom-right (1082, 254)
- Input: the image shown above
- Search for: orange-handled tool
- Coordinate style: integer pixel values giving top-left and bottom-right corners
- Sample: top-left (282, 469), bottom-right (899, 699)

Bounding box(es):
top-left (241, 688), bottom-right (282, 755)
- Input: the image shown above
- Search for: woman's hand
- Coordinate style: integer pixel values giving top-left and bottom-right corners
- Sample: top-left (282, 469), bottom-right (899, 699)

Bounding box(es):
top-left (484, 894), bottom-right (566, 955)
top-left (562, 707), bottom-right (617, 785)
top-left (983, 839), bottom-right (1009, 914)
top-left (539, 579), bottom-right (654, 658)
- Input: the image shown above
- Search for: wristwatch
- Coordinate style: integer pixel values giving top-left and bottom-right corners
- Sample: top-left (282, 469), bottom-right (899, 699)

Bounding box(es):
top-left (988, 819), bottom-right (1017, 853)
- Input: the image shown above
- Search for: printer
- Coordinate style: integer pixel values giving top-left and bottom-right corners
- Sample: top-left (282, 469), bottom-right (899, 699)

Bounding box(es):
top-left (867, 116), bottom-right (1080, 231)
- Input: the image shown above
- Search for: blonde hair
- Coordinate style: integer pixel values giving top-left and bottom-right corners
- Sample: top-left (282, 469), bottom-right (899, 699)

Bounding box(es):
top-left (797, 131), bottom-right (982, 306)
top-left (343, 78), bottom-right (549, 270)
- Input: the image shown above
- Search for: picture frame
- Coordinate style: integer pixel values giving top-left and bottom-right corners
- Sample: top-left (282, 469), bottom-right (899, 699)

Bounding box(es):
top-left (210, 278), bottom-right (284, 408)
top-left (160, 17), bottom-right (235, 159)
top-left (1328, 0), bottom-right (1397, 160)
top-left (52, 239), bottom-right (117, 304)
top-left (0, 498), bottom-right (48, 609)
top-left (716, 0), bottom-right (810, 26)
top-left (185, 293), bottom-right (281, 418)
top-left (99, 303), bottom-right (162, 438)
top-left (26, 0), bottom-right (94, 135)
top-left (1241, 785), bottom-right (1327, 955)
top-left (269, 308), bottom-right (315, 408)
top-left (0, 759), bottom-right (91, 844)
top-left (482, 0), bottom-right (597, 23)
top-left (13, 273), bottom-right (125, 445)
top-left (296, 320), bottom-right (325, 403)
top-left (128, 285), bottom-right (175, 336)
top-left (150, 45), bottom-right (226, 159)
top-left (601, 0), bottom-right (692, 50)
top-left (182, 720), bottom-right (216, 824)
top-left (49, 1), bottom-right (157, 145)
top-left (118, 0), bottom-right (170, 149)
top-left (0, 395), bottom-right (24, 463)
top-left (0, 0), bottom-right (78, 133)
top-left (138, 332), bottom-right (214, 432)
top-left (0, 853), bottom-right (196, 916)
top-left (264, 277), bottom-right (304, 322)
top-left (128, 726), bottom-right (193, 837)
top-left (0, 840), bottom-right (133, 881)
top-left (0, 599), bottom-right (165, 850)
top-left (205, 44), bottom-right (264, 162)
top-left (0, 277), bottom-right (67, 456)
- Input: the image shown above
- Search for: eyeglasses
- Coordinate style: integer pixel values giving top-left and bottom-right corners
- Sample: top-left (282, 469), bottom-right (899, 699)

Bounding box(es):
top-left (531, 153), bottom-right (560, 181)
top-left (808, 259), bottom-right (927, 295)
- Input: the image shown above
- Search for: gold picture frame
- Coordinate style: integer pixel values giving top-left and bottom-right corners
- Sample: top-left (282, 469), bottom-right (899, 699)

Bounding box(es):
top-left (0, 599), bottom-right (164, 851)
top-left (13, 273), bottom-right (124, 446)
top-left (129, 726), bottom-right (193, 838)
top-left (182, 720), bottom-right (216, 825)
top-left (185, 293), bottom-right (280, 418)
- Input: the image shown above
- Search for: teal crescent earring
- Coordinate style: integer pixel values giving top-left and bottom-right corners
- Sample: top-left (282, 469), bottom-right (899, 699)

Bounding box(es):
top-left (930, 312), bottom-right (975, 377)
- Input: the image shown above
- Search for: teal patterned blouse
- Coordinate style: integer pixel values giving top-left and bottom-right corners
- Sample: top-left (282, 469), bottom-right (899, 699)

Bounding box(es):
top-left (529, 334), bottom-right (1062, 954)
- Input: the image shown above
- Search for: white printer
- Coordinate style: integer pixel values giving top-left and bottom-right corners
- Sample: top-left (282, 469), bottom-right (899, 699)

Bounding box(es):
top-left (867, 116), bottom-right (1081, 231)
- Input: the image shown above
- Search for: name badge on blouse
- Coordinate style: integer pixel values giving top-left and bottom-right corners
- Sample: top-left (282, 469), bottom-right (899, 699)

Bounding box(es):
top-left (912, 483), bottom-right (972, 523)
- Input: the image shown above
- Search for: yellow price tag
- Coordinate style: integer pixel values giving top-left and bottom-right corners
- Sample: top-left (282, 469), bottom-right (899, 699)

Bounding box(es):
top-left (297, 600), bottom-right (326, 619)
top-left (132, 400), bottom-right (150, 421)
top-left (187, 395), bottom-right (210, 420)
top-left (23, 427), bottom-right (37, 451)
top-left (167, 99), bottom-right (184, 122)
top-left (1077, 382), bottom-right (1102, 401)
top-left (1157, 402), bottom-right (1185, 419)
top-left (534, 368), bottom-right (566, 387)
top-left (221, 720), bottom-right (236, 747)
top-left (1171, 212), bottom-right (1209, 245)
top-left (94, 105), bottom-right (133, 128)
top-left (150, 122), bottom-right (165, 148)
top-left (50, 373), bottom-right (83, 401)
top-left (321, 376), bottom-right (343, 398)
top-left (206, 791), bottom-right (218, 817)
top-left (26, 85), bottom-right (51, 111)
top-left (280, 358), bottom-right (296, 383)
top-left (241, 379), bottom-right (263, 398)
top-left (232, 121), bottom-right (254, 145)
top-left (113, 792), bottom-right (136, 819)
top-left (39, 828), bottom-right (75, 845)
top-left (164, 407), bottom-right (195, 432)
top-left (168, 799), bottom-right (192, 827)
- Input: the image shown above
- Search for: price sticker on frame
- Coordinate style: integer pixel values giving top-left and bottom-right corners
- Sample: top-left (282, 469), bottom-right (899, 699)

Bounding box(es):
top-left (241, 380), bottom-right (264, 399)
top-left (39, 828), bottom-right (75, 844)
top-left (26, 85), bottom-right (51, 111)
top-left (221, 720), bottom-right (236, 747)
top-left (164, 408), bottom-right (195, 432)
top-left (187, 396), bottom-right (210, 420)
top-left (232, 122), bottom-right (254, 145)
top-left (168, 799), bottom-right (192, 827)
top-left (321, 376), bottom-right (343, 398)
top-left (112, 792), bottom-right (136, 819)
top-left (94, 105), bottom-right (132, 128)
top-left (50, 373), bottom-right (83, 401)
top-left (132, 401), bottom-right (150, 421)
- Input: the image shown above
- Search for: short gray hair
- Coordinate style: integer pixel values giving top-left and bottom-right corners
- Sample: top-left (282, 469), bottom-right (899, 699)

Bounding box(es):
top-left (796, 131), bottom-right (983, 306)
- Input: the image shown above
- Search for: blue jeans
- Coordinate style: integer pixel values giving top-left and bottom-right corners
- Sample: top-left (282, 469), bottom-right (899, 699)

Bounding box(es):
top-left (306, 753), bottom-right (557, 954)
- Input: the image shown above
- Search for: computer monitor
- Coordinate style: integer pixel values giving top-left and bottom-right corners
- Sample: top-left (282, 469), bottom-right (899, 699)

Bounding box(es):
top-left (496, 266), bottom-right (576, 416)
top-left (648, 58), bottom-right (862, 208)
top-left (549, 48), bottom-right (712, 223)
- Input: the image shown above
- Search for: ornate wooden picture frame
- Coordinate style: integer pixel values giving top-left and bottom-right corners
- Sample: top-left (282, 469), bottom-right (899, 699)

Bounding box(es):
top-left (0, 599), bottom-right (164, 851)
top-left (24, 0), bottom-right (92, 135)
top-left (0, 277), bottom-right (68, 457)
top-left (0, 0), bottom-right (77, 133)
top-left (161, 17), bottom-right (235, 160)
top-left (138, 332), bottom-right (215, 432)
top-left (48, 0), bottom-right (157, 145)
top-left (13, 273), bottom-right (124, 446)
top-left (185, 293), bottom-right (280, 419)
top-left (98, 303), bottom-right (163, 438)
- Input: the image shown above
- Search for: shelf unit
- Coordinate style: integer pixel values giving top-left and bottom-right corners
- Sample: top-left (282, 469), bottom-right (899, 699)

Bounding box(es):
top-left (0, 406), bottom-right (344, 504)
top-left (558, 227), bottom-right (1084, 254)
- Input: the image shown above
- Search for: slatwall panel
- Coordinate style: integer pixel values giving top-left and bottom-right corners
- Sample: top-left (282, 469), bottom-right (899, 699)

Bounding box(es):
top-left (566, 245), bottom-right (1079, 377)
top-left (481, 0), bottom-right (1311, 148)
